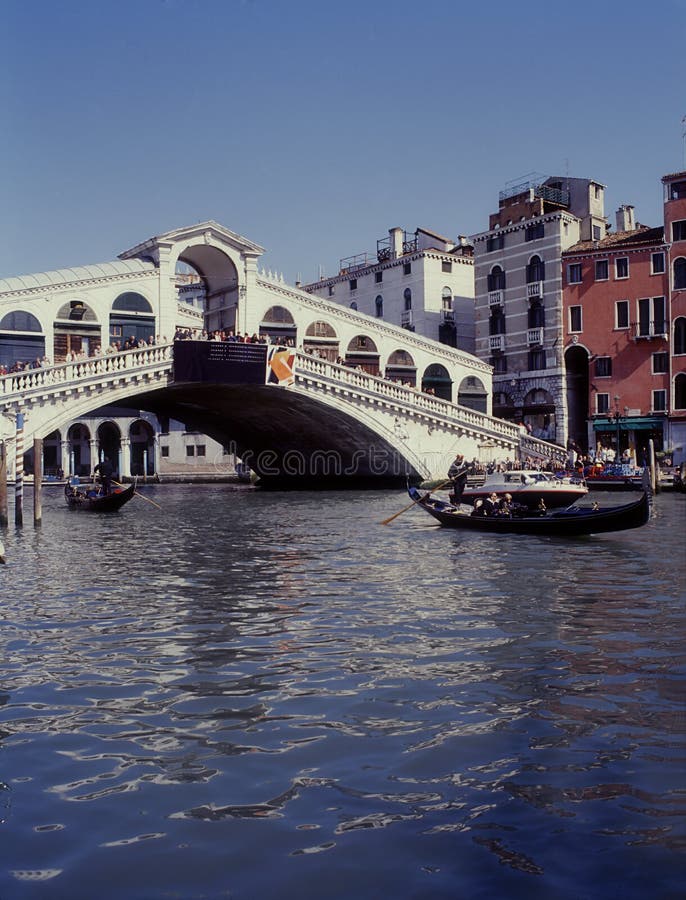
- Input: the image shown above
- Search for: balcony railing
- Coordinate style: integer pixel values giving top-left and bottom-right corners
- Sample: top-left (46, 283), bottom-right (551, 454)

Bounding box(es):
top-left (441, 309), bottom-right (455, 323)
top-left (488, 290), bottom-right (503, 307)
top-left (527, 327), bottom-right (543, 346)
top-left (401, 310), bottom-right (414, 328)
top-left (489, 334), bottom-right (505, 352)
top-left (527, 281), bottom-right (543, 299)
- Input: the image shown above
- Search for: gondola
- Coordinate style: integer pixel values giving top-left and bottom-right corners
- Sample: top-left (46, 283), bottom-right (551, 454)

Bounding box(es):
top-left (407, 486), bottom-right (650, 537)
top-left (64, 478), bottom-right (135, 512)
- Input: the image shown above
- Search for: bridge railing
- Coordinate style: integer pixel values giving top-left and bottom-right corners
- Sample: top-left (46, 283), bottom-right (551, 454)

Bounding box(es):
top-left (294, 351), bottom-right (523, 443)
top-left (0, 344), bottom-right (173, 402)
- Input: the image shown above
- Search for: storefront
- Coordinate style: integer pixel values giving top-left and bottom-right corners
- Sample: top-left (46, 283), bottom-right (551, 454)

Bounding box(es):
top-left (592, 416), bottom-right (664, 463)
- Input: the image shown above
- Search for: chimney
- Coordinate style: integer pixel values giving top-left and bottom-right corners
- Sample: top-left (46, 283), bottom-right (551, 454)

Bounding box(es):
top-left (389, 227), bottom-right (404, 259)
top-left (615, 205), bottom-right (635, 232)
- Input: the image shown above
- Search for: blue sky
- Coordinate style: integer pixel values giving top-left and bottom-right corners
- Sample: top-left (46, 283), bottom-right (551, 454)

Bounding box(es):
top-left (1, 0), bottom-right (685, 283)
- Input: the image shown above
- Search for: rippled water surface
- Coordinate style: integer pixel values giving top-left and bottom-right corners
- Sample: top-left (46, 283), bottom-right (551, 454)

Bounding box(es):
top-left (1, 486), bottom-right (685, 899)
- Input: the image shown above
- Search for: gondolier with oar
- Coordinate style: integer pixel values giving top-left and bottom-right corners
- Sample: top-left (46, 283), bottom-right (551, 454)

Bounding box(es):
top-left (447, 452), bottom-right (468, 504)
top-left (93, 456), bottom-right (115, 496)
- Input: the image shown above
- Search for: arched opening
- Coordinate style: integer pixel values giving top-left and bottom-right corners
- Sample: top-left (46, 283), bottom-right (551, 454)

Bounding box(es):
top-left (54, 300), bottom-right (100, 361)
top-left (129, 419), bottom-right (155, 476)
top-left (375, 295), bottom-right (383, 318)
top-left (487, 265), bottom-right (506, 292)
top-left (403, 288), bottom-right (412, 310)
top-left (675, 372), bottom-right (686, 410)
top-left (422, 363), bottom-right (452, 401)
top-left (528, 299), bottom-right (545, 328)
top-left (345, 335), bottom-right (380, 375)
top-left (96, 422), bottom-right (122, 477)
top-left (67, 423), bottom-right (92, 476)
top-left (674, 257), bottom-right (686, 290)
top-left (303, 321), bottom-right (339, 361)
top-left (260, 305), bottom-right (297, 345)
top-left (523, 387), bottom-right (556, 442)
top-left (110, 292), bottom-right (155, 348)
top-left (526, 255), bottom-right (545, 283)
top-left (674, 316), bottom-right (686, 355)
top-left (385, 349), bottom-right (416, 386)
top-left (176, 245), bottom-right (239, 334)
top-left (565, 345), bottom-right (590, 451)
top-left (43, 429), bottom-right (64, 478)
top-left (0, 310), bottom-right (45, 370)
top-left (457, 375), bottom-right (487, 412)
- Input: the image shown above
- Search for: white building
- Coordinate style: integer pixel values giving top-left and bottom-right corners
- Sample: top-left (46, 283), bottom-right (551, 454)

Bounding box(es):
top-left (302, 226), bottom-right (475, 355)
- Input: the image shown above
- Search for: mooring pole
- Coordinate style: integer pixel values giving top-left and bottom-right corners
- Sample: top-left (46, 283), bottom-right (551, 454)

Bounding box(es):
top-left (0, 441), bottom-right (8, 529)
top-left (33, 437), bottom-right (43, 527)
top-left (15, 412), bottom-right (24, 527)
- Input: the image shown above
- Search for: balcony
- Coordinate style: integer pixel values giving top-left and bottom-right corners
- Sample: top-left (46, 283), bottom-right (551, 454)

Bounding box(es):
top-left (633, 322), bottom-right (667, 340)
top-left (527, 327), bottom-right (543, 346)
top-left (527, 281), bottom-right (543, 299)
top-left (488, 290), bottom-right (503, 307)
top-left (401, 310), bottom-right (414, 328)
top-left (441, 309), bottom-right (455, 323)
top-left (489, 334), bottom-right (505, 352)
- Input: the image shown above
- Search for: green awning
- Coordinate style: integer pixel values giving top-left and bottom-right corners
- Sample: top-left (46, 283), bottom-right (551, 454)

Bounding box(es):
top-left (592, 417), bottom-right (665, 431)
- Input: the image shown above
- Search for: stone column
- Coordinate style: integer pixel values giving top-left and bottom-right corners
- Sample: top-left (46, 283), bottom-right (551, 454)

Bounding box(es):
top-left (119, 438), bottom-right (131, 478)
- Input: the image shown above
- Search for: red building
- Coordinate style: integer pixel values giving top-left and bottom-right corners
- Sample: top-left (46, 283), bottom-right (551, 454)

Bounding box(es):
top-left (662, 171), bottom-right (686, 464)
top-left (562, 191), bottom-right (679, 464)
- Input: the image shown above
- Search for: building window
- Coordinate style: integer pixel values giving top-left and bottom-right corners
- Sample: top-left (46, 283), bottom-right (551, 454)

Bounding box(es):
top-left (528, 301), bottom-right (545, 328)
top-left (615, 257), bottom-right (629, 279)
top-left (403, 263), bottom-right (412, 275)
top-left (196, 445), bottom-right (206, 457)
top-left (186, 446), bottom-right (195, 457)
top-left (489, 309), bottom-right (506, 335)
top-left (595, 260), bottom-right (609, 281)
top-left (638, 296), bottom-right (665, 336)
top-left (596, 393), bottom-right (610, 414)
top-left (487, 265), bottom-right (506, 292)
top-left (161, 446), bottom-right (170, 458)
top-left (528, 349), bottom-right (546, 370)
top-left (672, 220), bottom-right (686, 241)
top-left (594, 356), bottom-right (612, 377)
top-left (592, 224), bottom-right (602, 241)
top-left (349, 278), bottom-right (357, 291)
top-left (525, 222), bottom-right (544, 241)
top-left (403, 288), bottom-right (412, 310)
top-left (652, 389), bottom-right (666, 412)
top-left (526, 255), bottom-right (545, 283)
top-left (569, 306), bottom-right (582, 332)
top-left (441, 260), bottom-right (452, 273)
top-left (675, 373), bottom-right (686, 409)
top-left (487, 233), bottom-right (505, 252)
top-left (675, 317), bottom-right (686, 354)
top-left (651, 252), bottom-right (665, 274)
top-left (615, 300), bottom-right (629, 329)
top-left (568, 263), bottom-right (582, 284)
top-left (328, 285), bottom-right (335, 297)
top-left (375, 271), bottom-right (383, 283)
top-left (652, 352), bottom-right (668, 374)
top-left (350, 301), bottom-right (357, 310)
top-left (675, 258), bottom-right (686, 290)
top-left (491, 356), bottom-right (507, 374)
top-left (375, 295), bottom-right (383, 317)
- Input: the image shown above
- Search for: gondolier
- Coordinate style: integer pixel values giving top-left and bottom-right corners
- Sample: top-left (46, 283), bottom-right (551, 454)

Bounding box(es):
top-left (93, 457), bottom-right (115, 495)
top-left (447, 453), bottom-right (468, 504)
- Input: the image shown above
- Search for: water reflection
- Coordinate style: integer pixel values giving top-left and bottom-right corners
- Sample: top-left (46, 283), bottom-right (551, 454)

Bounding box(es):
top-left (0, 487), bottom-right (684, 899)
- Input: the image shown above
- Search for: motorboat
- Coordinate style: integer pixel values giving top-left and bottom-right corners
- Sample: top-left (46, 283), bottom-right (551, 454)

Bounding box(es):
top-left (453, 469), bottom-right (587, 509)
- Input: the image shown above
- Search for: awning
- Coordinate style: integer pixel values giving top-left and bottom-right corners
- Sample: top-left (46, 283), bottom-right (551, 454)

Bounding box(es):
top-left (592, 417), bottom-right (665, 431)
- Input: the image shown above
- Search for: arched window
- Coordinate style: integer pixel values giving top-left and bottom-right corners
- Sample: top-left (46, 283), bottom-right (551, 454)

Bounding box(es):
top-left (262, 305), bottom-right (295, 323)
top-left (0, 311), bottom-right (42, 331)
top-left (403, 288), bottom-right (412, 310)
top-left (675, 257), bottom-right (686, 290)
top-left (528, 300), bottom-right (545, 328)
top-left (675, 317), bottom-right (686, 355)
top-left (375, 295), bottom-right (383, 317)
top-left (526, 255), bottom-right (545, 283)
top-left (675, 373), bottom-right (686, 409)
top-left (350, 301), bottom-right (358, 310)
top-left (0, 310), bottom-right (45, 369)
top-left (112, 292), bottom-right (153, 313)
top-left (487, 265), bottom-right (506, 292)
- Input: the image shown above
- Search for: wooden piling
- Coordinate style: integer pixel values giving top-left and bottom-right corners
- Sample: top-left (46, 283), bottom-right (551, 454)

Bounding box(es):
top-left (33, 438), bottom-right (43, 526)
top-left (0, 441), bottom-right (8, 529)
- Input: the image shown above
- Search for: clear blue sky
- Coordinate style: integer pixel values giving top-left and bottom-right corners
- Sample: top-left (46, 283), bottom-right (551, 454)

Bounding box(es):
top-left (1, 0), bottom-right (685, 283)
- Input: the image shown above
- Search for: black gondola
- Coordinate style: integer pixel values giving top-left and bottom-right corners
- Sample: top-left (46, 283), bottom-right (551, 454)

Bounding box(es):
top-left (64, 478), bottom-right (135, 512)
top-left (407, 486), bottom-right (650, 537)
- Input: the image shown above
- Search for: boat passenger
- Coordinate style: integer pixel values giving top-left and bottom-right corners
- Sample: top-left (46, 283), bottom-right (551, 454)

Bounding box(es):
top-left (483, 492), bottom-right (499, 516)
top-left (497, 493), bottom-right (514, 517)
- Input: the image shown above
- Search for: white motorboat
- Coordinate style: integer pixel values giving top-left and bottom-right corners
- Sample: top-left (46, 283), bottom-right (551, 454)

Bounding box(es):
top-left (454, 469), bottom-right (588, 509)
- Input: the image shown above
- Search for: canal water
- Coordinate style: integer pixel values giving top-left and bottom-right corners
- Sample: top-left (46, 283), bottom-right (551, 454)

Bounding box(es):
top-left (0, 486), bottom-right (684, 899)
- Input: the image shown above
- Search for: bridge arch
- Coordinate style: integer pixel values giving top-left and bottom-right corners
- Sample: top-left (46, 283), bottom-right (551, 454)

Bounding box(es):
top-left (129, 418), bottom-right (156, 476)
top-left (345, 335), bottom-right (380, 375)
top-left (304, 320), bottom-right (339, 361)
top-left (0, 310), bottom-right (46, 369)
top-left (67, 422), bottom-right (92, 476)
top-left (457, 375), bottom-right (488, 413)
top-left (260, 304), bottom-right (297, 344)
top-left (97, 420), bottom-right (123, 470)
top-left (385, 348), bottom-right (416, 386)
top-left (422, 363), bottom-right (452, 401)
top-left (172, 241), bottom-right (241, 335)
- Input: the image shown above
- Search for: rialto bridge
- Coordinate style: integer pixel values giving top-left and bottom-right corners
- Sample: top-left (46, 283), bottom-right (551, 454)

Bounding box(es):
top-left (0, 222), bottom-right (564, 485)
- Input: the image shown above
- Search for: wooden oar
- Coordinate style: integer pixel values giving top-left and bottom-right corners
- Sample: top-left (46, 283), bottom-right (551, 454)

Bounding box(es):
top-left (381, 478), bottom-right (453, 526)
top-left (113, 478), bottom-right (163, 511)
